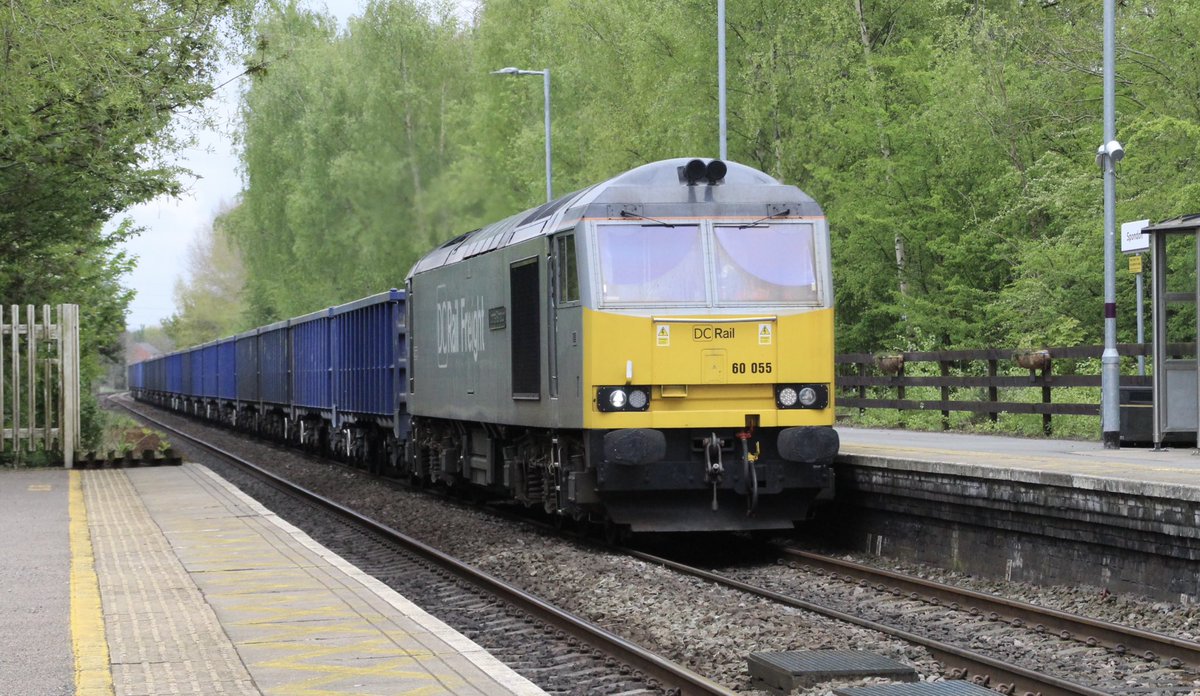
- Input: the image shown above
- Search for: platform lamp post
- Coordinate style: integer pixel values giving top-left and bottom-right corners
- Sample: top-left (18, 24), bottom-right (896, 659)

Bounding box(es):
top-left (1099, 0), bottom-right (1124, 449)
top-left (491, 67), bottom-right (553, 202)
top-left (717, 0), bottom-right (727, 160)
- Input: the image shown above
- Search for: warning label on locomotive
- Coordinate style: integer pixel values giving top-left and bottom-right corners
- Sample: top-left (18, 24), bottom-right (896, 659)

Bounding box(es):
top-left (656, 325), bottom-right (670, 346)
top-left (758, 323), bottom-right (773, 345)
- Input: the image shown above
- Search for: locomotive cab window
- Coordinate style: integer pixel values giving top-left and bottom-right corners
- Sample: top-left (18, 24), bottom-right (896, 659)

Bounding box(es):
top-left (555, 234), bottom-right (579, 304)
top-left (713, 222), bottom-right (819, 304)
top-left (596, 223), bottom-right (706, 305)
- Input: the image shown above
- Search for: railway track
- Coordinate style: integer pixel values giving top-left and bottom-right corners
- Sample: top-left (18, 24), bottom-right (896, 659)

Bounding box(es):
top-left (113, 396), bottom-right (733, 696)
top-left (631, 544), bottom-right (1197, 696)
top-left (779, 547), bottom-right (1198, 671)
top-left (114, 395), bottom-right (1199, 695)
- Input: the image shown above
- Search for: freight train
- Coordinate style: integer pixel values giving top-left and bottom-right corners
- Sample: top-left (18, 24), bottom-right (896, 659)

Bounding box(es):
top-left (129, 158), bottom-right (838, 536)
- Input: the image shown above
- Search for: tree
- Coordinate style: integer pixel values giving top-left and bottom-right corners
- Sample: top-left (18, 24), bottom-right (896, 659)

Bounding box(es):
top-left (226, 0), bottom-right (1200, 357)
top-left (164, 205), bottom-right (250, 347)
top-left (1, 0), bottom-right (259, 446)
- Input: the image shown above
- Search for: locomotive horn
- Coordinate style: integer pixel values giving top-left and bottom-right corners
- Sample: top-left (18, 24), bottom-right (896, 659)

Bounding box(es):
top-left (706, 159), bottom-right (728, 184)
top-left (683, 159), bottom-right (707, 185)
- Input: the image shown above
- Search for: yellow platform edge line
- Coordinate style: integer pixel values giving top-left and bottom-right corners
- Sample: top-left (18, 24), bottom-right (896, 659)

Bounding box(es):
top-left (69, 470), bottom-right (114, 695)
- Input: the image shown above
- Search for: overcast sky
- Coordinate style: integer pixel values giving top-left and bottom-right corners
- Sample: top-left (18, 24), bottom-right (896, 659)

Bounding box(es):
top-left (117, 0), bottom-right (477, 330)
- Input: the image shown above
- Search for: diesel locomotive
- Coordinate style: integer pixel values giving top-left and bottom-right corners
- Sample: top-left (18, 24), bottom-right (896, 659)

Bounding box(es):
top-left (130, 158), bottom-right (838, 535)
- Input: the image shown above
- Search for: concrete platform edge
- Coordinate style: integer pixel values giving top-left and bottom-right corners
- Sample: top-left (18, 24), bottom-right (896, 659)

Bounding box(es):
top-left (838, 452), bottom-right (1200, 502)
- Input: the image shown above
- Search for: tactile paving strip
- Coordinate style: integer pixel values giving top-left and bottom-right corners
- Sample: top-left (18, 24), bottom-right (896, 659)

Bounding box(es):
top-left (85, 468), bottom-right (258, 695)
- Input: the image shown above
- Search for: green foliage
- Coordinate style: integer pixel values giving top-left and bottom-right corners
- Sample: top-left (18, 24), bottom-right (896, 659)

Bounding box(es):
top-left (1, 0), bottom-right (259, 443)
top-left (225, 0), bottom-right (1200, 361)
top-left (163, 207), bottom-right (251, 347)
top-left (96, 412), bottom-right (171, 456)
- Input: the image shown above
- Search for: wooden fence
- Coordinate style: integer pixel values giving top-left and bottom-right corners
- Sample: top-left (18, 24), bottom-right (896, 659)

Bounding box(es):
top-left (2, 304), bottom-right (80, 466)
top-left (835, 343), bottom-right (1181, 435)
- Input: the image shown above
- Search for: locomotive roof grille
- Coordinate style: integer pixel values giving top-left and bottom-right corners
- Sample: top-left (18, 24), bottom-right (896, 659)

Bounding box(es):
top-left (518, 190), bottom-right (581, 227)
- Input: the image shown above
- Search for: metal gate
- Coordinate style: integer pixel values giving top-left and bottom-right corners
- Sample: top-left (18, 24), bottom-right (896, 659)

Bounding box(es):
top-left (2, 304), bottom-right (79, 467)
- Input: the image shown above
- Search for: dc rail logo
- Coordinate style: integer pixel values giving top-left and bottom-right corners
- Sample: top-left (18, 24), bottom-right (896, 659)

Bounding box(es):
top-left (692, 326), bottom-right (735, 341)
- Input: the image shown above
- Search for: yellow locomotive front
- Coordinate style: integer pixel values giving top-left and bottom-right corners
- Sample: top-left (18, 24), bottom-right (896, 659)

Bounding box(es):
top-left (573, 160), bottom-right (837, 533)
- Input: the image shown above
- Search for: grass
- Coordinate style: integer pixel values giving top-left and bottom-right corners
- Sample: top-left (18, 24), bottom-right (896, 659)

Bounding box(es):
top-left (95, 412), bottom-right (172, 457)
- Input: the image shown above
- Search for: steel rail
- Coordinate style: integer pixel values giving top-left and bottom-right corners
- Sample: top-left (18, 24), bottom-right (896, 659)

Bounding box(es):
top-left (627, 548), bottom-right (1114, 696)
top-left (783, 547), bottom-right (1196, 670)
top-left (116, 398), bottom-right (734, 696)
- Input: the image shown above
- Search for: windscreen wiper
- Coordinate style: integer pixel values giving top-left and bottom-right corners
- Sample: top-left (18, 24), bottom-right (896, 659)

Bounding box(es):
top-left (619, 210), bottom-right (676, 227)
top-left (734, 208), bottom-right (790, 229)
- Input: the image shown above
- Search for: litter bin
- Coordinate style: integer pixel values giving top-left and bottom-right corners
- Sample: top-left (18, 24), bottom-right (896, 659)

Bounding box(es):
top-left (1118, 386), bottom-right (1153, 445)
top-left (1119, 384), bottom-right (1193, 446)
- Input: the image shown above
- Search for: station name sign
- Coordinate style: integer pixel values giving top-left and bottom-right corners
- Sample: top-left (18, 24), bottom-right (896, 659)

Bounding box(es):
top-left (1121, 219), bottom-right (1150, 254)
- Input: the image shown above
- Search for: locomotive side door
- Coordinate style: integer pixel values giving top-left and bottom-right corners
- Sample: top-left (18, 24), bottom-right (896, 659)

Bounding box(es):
top-left (550, 233), bottom-right (580, 406)
top-left (509, 256), bottom-right (541, 400)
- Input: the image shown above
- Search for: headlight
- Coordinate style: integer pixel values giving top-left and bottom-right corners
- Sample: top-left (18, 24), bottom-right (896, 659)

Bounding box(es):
top-left (597, 386), bottom-right (651, 412)
top-left (776, 384), bottom-right (828, 409)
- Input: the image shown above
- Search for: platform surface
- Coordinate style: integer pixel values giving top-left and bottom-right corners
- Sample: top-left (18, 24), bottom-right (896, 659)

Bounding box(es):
top-left (1, 463), bottom-right (546, 696)
top-left (837, 426), bottom-right (1200, 498)
top-left (0, 468), bottom-right (72, 696)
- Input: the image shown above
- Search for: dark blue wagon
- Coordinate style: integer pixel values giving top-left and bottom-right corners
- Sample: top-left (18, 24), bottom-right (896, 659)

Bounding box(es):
top-left (330, 289), bottom-right (407, 434)
top-left (217, 337), bottom-right (236, 401)
top-left (291, 307), bottom-right (332, 412)
top-left (200, 342), bottom-right (218, 399)
top-left (258, 319), bottom-right (290, 407)
top-left (235, 329), bottom-right (259, 403)
top-left (166, 353), bottom-right (183, 394)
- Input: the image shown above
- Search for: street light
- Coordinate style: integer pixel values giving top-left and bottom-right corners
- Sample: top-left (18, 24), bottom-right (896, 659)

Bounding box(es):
top-left (1099, 0), bottom-right (1120, 449)
top-left (491, 66), bottom-right (553, 202)
top-left (717, 0), bottom-right (727, 160)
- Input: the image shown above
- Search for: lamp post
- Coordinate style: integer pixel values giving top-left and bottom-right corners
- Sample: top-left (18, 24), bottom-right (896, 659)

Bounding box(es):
top-left (492, 67), bottom-right (553, 202)
top-left (1099, 0), bottom-right (1122, 449)
top-left (717, 0), bottom-right (727, 160)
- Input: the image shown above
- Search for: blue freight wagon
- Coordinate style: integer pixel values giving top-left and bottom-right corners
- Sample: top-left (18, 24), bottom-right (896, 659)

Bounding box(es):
top-left (166, 353), bottom-right (183, 395)
top-left (188, 346), bottom-right (203, 399)
top-left (128, 289), bottom-right (409, 471)
top-left (291, 308), bottom-right (332, 412)
top-left (217, 338), bottom-right (236, 401)
top-left (181, 350), bottom-right (194, 397)
top-left (128, 361), bottom-right (144, 393)
top-left (201, 341), bottom-right (219, 399)
top-left (330, 289), bottom-right (406, 428)
top-left (147, 356), bottom-right (165, 394)
top-left (235, 329), bottom-right (259, 403)
top-left (258, 319), bottom-right (290, 407)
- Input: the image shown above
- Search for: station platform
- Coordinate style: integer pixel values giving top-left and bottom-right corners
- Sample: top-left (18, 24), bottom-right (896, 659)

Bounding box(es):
top-left (0, 463), bottom-right (546, 696)
top-left (837, 426), bottom-right (1200, 497)
top-left (831, 427), bottom-right (1200, 601)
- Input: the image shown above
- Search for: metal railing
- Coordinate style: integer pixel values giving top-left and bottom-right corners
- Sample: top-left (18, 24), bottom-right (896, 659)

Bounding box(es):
top-left (2, 304), bottom-right (80, 466)
top-left (835, 343), bottom-right (1173, 435)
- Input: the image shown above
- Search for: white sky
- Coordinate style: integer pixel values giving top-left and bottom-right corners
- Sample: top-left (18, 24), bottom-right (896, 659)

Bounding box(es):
top-left (116, 0), bottom-right (477, 330)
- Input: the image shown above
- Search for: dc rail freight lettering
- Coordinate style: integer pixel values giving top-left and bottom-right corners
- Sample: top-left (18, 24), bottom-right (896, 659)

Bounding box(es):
top-left (130, 158), bottom-right (839, 536)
